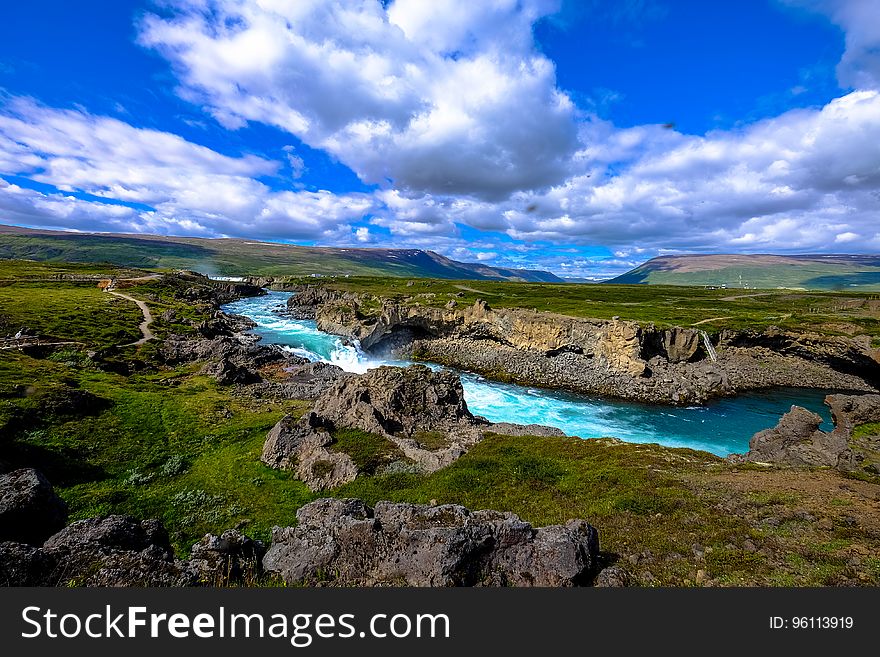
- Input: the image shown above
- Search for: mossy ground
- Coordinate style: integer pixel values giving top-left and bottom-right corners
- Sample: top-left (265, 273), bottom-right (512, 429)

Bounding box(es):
top-left (2, 260), bottom-right (879, 585)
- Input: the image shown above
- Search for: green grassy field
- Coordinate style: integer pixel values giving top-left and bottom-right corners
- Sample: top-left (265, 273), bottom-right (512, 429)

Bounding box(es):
top-left (610, 254), bottom-right (880, 291)
top-left (2, 261), bottom-right (879, 586)
top-left (294, 276), bottom-right (880, 337)
top-left (0, 283), bottom-right (145, 347)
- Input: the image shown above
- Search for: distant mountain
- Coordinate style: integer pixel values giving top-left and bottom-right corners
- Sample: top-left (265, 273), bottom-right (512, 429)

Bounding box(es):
top-left (609, 254), bottom-right (880, 290)
top-left (0, 224), bottom-right (561, 282)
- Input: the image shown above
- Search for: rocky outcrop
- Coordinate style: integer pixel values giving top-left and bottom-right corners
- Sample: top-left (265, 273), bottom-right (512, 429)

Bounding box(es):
top-left (195, 312), bottom-right (257, 339)
top-left (291, 288), bottom-right (878, 405)
top-left (312, 365), bottom-right (477, 440)
top-left (743, 406), bottom-right (843, 467)
top-left (201, 356), bottom-right (262, 385)
top-left (738, 393), bottom-right (880, 473)
top-left (188, 529), bottom-right (266, 584)
top-left (0, 515), bottom-right (195, 586)
top-left (262, 498), bottom-right (600, 587)
top-left (261, 412), bottom-right (359, 490)
top-left (261, 364), bottom-right (567, 488)
top-left (160, 330), bottom-right (308, 385)
top-left (262, 365), bottom-right (485, 488)
top-left (243, 361), bottom-right (351, 400)
top-left (0, 469), bottom-right (68, 545)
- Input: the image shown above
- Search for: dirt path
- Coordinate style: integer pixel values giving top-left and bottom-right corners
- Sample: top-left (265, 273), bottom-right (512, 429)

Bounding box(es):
top-left (109, 291), bottom-right (154, 346)
top-left (720, 292), bottom-right (776, 301)
top-left (691, 316), bottom-right (733, 326)
top-left (454, 284), bottom-right (500, 296)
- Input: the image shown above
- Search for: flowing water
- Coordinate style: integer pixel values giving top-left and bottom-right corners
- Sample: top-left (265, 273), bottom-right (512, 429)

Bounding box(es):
top-left (223, 291), bottom-right (837, 457)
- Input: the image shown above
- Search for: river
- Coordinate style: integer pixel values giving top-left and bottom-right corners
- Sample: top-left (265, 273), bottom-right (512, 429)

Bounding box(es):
top-left (223, 290), bottom-right (837, 457)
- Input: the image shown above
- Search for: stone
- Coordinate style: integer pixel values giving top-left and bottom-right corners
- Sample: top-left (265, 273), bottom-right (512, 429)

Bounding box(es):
top-left (594, 565), bottom-right (631, 587)
top-left (201, 356), bottom-right (261, 385)
top-left (40, 515), bottom-right (194, 587)
top-left (739, 394), bottom-right (880, 473)
top-left (261, 413), bottom-right (359, 490)
top-left (0, 541), bottom-right (56, 586)
top-left (0, 469), bottom-right (68, 545)
top-left (263, 365), bottom-right (487, 485)
top-left (262, 498), bottom-right (599, 587)
top-left (662, 328), bottom-right (702, 363)
top-left (312, 364), bottom-right (475, 438)
top-left (189, 529), bottom-right (266, 584)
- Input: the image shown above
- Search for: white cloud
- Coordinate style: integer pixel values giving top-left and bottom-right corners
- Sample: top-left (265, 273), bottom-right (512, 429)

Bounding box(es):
top-left (783, 0), bottom-right (880, 89)
top-left (138, 0), bottom-right (579, 200)
top-left (0, 97), bottom-right (374, 240)
top-left (382, 89), bottom-right (880, 258)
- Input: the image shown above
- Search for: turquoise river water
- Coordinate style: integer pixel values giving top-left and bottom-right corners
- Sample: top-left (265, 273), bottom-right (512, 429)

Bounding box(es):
top-left (223, 291), bottom-right (837, 457)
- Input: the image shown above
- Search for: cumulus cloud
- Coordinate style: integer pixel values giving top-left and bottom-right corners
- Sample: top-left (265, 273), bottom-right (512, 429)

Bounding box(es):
top-left (3, 0), bottom-right (880, 280)
top-left (0, 97), bottom-right (374, 240)
top-left (138, 0), bottom-right (579, 200)
top-left (370, 89), bottom-right (880, 258)
top-left (783, 0), bottom-right (880, 89)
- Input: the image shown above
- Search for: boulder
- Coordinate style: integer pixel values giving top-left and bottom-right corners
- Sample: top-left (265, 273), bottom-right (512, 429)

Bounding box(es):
top-left (0, 541), bottom-right (56, 586)
top-left (40, 516), bottom-right (194, 586)
top-left (594, 565), bottom-right (632, 587)
top-left (262, 412), bottom-right (359, 491)
top-left (740, 394), bottom-right (880, 473)
top-left (0, 468), bottom-right (68, 545)
top-left (312, 364), bottom-right (478, 440)
top-left (201, 356), bottom-right (261, 385)
top-left (189, 529), bottom-right (266, 584)
top-left (262, 498), bottom-right (600, 587)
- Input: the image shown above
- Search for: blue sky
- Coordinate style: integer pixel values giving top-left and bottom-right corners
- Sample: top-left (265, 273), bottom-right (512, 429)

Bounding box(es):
top-left (0, 0), bottom-right (878, 278)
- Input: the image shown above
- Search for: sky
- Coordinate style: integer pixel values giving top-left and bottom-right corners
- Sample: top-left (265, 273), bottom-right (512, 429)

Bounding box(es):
top-left (0, 0), bottom-right (878, 279)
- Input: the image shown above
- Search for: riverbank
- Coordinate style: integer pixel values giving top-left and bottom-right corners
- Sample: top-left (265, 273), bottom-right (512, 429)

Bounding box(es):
top-left (280, 281), bottom-right (879, 405)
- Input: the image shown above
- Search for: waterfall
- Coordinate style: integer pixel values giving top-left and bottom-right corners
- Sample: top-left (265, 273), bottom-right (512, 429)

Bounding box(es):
top-left (699, 330), bottom-right (718, 362)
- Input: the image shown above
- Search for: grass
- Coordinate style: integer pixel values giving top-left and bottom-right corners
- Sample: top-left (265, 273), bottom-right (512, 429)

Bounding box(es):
top-left (2, 352), bottom-right (315, 550)
top-left (0, 282), bottom-right (145, 346)
top-left (329, 428), bottom-right (405, 474)
top-left (2, 261), bottom-right (879, 586)
top-left (292, 276), bottom-right (880, 337)
top-left (852, 422), bottom-right (880, 439)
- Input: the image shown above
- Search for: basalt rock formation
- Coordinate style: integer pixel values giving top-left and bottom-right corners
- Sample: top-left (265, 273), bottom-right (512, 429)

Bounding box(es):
top-left (261, 364), bottom-right (566, 489)
top-left (0, 515), bottom-right (195, 586)
top-left (0, 468), bottom-right (68, 545)
top-left (736, 393), bottom-right (880, 473)
top-left (262, 498), bottom-right (600, 587)
top-left (287, 288), bottom-right (878, 405)
top-left (262, 365), bottom-right (485, 489)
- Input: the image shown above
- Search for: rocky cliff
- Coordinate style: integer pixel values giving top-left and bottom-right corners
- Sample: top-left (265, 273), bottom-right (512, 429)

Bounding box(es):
top-left (288, 289), bottom-right (878, 405)
top-left (261, 364), bottom-right (564, 490)
top-left (736, 393), bottom-right (880, 473)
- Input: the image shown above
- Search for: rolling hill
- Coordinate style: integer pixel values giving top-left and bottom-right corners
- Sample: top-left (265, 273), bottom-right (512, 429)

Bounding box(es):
top-left (609, 254), bottom-right (880, 290)
top-left (0, 224), bottom-right (561, 282)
